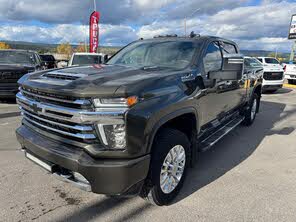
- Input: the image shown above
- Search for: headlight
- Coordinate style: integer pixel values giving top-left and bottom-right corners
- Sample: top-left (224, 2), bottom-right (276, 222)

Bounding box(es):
top-left (97, 124), bottom-right (126, 150)
top-left (93, 96), bottom-right (138, 150)
top-left (93, 96), bottom-right (138, 108)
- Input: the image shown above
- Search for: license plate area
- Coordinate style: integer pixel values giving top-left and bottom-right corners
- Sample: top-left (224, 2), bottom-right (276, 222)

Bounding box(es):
top-left (25, 152), bottom-right (55, 172)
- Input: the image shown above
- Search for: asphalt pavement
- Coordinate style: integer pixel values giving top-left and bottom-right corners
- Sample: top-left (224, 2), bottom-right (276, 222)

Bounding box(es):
top-left (1, 88), bottom-right (296, 222)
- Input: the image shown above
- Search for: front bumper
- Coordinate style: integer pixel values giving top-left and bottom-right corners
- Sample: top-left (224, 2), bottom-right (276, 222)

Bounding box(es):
top-left (16, 125), bottom-right (150, 195)
top-left (262, 79), bottom-right (284, 90)
top-left (285, 74), bottom-right (296, 80)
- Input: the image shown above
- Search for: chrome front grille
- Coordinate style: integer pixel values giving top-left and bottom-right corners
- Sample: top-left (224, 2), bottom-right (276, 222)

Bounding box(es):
top-left (22, 109), bottom-right (95, 140)
top-left (20, 87), bottom-right (92, 109)
top-left (16, 91), bottom-right (126, 146)
top-left (17, 92), bottom-right (99, 144)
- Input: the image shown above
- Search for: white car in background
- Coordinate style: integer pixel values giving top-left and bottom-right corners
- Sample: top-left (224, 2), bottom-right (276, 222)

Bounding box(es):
top-left (68, 52), bottom-right (107, 67)
top-left (283, 61), bottom-right (296, 85)
top-left (257, 57), bottom-right (285, 93)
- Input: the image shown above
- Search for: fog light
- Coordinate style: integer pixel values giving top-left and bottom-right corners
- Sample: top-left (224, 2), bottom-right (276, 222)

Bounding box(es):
top-left (103, 124), bottom-right (126, 150)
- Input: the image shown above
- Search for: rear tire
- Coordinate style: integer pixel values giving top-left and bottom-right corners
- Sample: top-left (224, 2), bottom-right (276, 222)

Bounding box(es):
top-left (242, 94), bottom-right (259, 126)
top-left (288, 79), bottom-right (295, 85)
top-left (140, 128), bottom-right (190, 206)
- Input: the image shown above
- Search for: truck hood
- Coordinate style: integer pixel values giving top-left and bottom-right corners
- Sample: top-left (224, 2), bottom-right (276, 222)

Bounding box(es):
top-left (18, 64), bottom-right (181, 98)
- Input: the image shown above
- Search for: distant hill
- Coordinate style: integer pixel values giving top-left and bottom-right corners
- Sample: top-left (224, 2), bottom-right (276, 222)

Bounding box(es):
top-left (241, 50), bottom-right (289, 58)
top-left (0, 40), bottom-right (120, 55)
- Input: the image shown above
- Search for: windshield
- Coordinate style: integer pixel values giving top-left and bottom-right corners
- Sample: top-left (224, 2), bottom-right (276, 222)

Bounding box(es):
top-left (107, 41), bottom-right (198, 70)
top-left (40, 55), bottom-right (55, 62)
top-left (72, 55), bottom-right (102, 65)
top-left (245, 58), bottom-right (262, 68)
top-left (265, 58), bottom-right (280, 64)
top-left (0, 51), bottom-right (36, 65)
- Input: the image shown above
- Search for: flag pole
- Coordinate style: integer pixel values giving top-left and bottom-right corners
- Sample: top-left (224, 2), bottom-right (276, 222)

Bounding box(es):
top-left (94, 0), bottom-right (96, 11)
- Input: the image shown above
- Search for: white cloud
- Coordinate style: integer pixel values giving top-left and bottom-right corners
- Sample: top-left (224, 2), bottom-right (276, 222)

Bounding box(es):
top-left (0, 24), bottom-right (137, 46)
top-left (137, 1), bottom-right (296, 51)
top-left (0, 0), bottom-right (295, 51)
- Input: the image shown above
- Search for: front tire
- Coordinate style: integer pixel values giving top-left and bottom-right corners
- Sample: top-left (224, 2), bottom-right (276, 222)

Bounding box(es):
top-left (288, 79), bottom-right (295, 85)
top-left (242, 94), bottom-right (259, 126)
top-left (141, 128), bottom-right (190, 206)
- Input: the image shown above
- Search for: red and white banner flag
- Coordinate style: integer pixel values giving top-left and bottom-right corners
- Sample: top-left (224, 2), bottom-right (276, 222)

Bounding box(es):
top-left (90, 11), bottom-right (100, 53)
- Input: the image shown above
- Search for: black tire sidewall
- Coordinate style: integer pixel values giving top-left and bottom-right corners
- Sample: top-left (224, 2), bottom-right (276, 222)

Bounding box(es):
top-left (149, 128), bottom-right (190, 206)
top-left (243, 94), bottom-right (259, 126)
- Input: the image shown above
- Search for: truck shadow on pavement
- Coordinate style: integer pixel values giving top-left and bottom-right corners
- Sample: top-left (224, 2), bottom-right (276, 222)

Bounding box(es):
top-left (263, 88), bottom-right (293, 95)
top-left (55, 197), bottom-right (153, 222)
top-left (54, 101), bottom-right (295, 221)
top-left (175, 100), bottom-right (296, 204)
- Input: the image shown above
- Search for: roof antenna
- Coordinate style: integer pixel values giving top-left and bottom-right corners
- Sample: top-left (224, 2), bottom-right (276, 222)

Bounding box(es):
top-left (190, 31), bottom-right (196, 38)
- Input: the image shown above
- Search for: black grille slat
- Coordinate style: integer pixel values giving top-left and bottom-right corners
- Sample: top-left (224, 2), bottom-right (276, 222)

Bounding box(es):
top-left (263, 72), bottom-right (283, 80)
top-left (0, 71), bottom-right (25, 80)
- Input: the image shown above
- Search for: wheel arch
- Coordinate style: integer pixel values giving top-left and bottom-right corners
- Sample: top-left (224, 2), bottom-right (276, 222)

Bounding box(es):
top-left (147, 108), bottom-right (199, 165)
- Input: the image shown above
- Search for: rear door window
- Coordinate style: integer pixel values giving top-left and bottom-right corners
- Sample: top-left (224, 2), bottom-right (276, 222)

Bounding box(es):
top-left (257, 58), bottom-right (263, 63)
top-left (203, 41), bottom-right (223, 74)
top-left (220, 42), bottom-right (237, 54)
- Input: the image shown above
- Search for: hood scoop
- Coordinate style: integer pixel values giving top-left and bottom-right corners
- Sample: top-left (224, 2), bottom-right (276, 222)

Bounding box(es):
top-left (42, 71), bottom-right (87, 81)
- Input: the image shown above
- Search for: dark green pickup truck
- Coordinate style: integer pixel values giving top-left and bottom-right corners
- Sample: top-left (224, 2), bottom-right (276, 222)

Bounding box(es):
top-left (16, 35), bottom-right (262, 206)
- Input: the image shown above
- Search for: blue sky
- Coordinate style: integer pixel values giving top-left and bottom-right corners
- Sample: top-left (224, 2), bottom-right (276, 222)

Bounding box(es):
top-left (0, 0), bottom-right (295, 52)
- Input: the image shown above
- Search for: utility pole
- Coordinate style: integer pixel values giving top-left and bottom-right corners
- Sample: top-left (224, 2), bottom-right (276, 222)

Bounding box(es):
top-left (290, 41), bottom-right (296, 62)
top-left (184, 8), bottom-right (200, 37)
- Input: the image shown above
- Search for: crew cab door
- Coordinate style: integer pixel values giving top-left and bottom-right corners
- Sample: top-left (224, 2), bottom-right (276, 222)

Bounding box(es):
top-left (219, 41), bottom-right (247, 110)
top-left (198, 41), bottom-right (244, 126)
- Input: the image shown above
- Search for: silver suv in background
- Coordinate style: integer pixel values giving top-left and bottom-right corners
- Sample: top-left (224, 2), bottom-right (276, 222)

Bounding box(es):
top-left (257, 57), bottom-right (284, 93)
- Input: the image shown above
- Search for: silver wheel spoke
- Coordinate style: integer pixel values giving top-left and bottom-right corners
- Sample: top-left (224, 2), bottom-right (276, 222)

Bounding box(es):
top-left (160, 145), bottom-right (186, 194)
top-left (251, 99), bottom-right (257, 120)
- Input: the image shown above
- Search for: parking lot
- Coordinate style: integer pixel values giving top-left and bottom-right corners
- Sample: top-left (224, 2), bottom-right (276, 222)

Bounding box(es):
top-left (0, 88), bottom-right (296, 222)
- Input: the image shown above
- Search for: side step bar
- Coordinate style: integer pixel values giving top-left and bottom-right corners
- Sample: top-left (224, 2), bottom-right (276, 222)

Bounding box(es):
top-left (199, 116), bottom-right (245, 152)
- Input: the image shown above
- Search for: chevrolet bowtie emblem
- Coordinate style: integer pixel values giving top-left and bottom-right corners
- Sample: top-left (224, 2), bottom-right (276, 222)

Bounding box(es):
top-left (31, 103), bottom-right (42, 113)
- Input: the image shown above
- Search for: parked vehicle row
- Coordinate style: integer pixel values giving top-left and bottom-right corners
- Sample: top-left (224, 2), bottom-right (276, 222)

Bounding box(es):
top-left (0, 50), bottom-right (46, 98)
top-left (0, 50), bottom-right (109, 98)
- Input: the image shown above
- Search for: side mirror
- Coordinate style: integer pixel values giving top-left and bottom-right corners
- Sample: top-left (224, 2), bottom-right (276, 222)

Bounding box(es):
top-left (209, 54), bottom-right (244, 80)
top-left (103, 55), bottom-right (110, 64)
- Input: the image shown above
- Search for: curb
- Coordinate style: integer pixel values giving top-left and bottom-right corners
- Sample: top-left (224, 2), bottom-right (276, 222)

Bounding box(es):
top-left (283, 84), bottom-right (296, 89)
